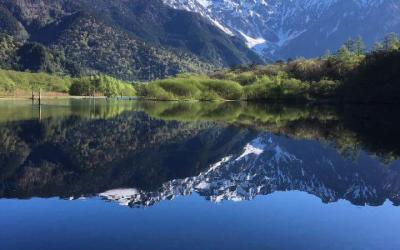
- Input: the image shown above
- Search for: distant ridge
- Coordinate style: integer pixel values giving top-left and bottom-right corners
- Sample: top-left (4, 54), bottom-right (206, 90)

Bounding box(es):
top-left (164, 0), bottom-right (400, 59)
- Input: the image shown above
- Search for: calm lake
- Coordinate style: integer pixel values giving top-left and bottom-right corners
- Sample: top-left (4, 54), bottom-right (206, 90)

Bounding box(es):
top-left (1, 99), bottom-right (400, 250)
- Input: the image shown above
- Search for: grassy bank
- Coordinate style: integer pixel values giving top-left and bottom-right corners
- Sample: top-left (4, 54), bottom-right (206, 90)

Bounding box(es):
top-left (0, 70), bottom-right (136, 98)
top-left (136, 74), bottom-right (243, 101)
top-left (0, 69), bottom-right (73, 95)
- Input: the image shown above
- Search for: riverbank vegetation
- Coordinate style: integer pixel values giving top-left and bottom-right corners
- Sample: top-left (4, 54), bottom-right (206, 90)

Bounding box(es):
top-left (140, 34), bottom-right (400, 103)
top-left (135, 75), bottom-right (243, 101)
top-left (1, 34), bottom-right (399, 103)
top-left (0, 70), bottom-right (135, 97)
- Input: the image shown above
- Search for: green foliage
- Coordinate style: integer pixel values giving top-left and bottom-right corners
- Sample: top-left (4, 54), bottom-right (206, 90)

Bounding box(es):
top-left (286, 59), bottom-right (325, 81)
top-left (96, 76), bottom-right (136, 97)
top-left (0, 69), bottom-right (72, 94)
top-left (69, 75), bottom-right (136, 97)
top-left (243, 82), bottom-right (270, 100)
top-left (0, 33), bottom-right (20, 69)
top-left (0, 6), bottom-right (28, 39)
top-left (2, 33), bottom-right (398, 103)
top-left (154, 34), bottom-right (398, 103)
top-left (309, 80), bottom-right (340, 99)
top-left (0, 1), bottom-right (220, 82)
top-left (17, 43), bottom-right (55, 73)
top-left (199, 79), bottom-right (243, 100)
top-left (69, 78), bottom-right (92, 96)
top-left (243, 75), bottom-right (308, 101)
top-left (157, 79), bottom-right (201, 98)
top-left (354, 36), bottom-right (366, 56)
top-left (383, 33), bottom-right (400, 51)
top-left (136, 84), bottom-right (176, 101)
top-left (341, 48), bottom-right (400, 103)
top-left (0, 70), bottom-right (135, 97)
top-left (137, 75), bottom-right (244, 101)
top-left (233, 72), bottom-right (258, 85)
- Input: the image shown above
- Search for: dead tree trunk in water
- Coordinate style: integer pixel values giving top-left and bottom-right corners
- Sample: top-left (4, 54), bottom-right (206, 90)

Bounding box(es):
top-left (38, 88), bottom-right (41, 106)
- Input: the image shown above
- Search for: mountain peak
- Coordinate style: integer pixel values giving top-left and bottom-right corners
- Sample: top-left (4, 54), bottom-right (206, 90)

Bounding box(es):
top-left (164, 0), bottom-right (400, 59)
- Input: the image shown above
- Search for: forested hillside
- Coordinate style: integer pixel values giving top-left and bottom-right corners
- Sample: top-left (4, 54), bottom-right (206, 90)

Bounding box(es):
top-left (0, 0), bottom-right (261, 81)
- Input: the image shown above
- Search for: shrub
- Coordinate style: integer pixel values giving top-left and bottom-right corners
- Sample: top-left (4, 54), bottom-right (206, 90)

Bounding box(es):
top-left (199, 79), bottom-right (244, 100)
top-left (69, 75), bottom-right (136, 97)
top-left (244, 83), bottom-right (270, 100)
top-left (138, 84), bottom-right (175, 100)
top-left (140, 74), bottom-right (244, 100)
top-left (0, 69), bottom-right (72, 94)
top-left (69, 78), bottom-right (92, 96)
top-left (243, 77), bottom-right (309, 101)
top-left (309, 79), bottom-right (340, 98)
top-left (234, 72), bottom-right (257, 85)
top-left (255, 75), bottom-right (273, 85)
top-left (198, 91), bottom-right (221, 101)
top-left (157, 79), bottom-right (201, 98)
top-left (287, 59), bottom-right (325, 81)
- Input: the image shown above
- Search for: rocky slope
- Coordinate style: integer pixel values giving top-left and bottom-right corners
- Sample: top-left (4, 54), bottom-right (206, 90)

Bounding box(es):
top-left (164, 0), bottom-right (400, 59)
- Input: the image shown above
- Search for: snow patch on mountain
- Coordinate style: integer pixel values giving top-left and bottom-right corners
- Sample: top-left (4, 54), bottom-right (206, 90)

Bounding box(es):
top-left (239, 31), bottom-right (266, 48)
top-left (211, 19), bottom-right (235, 36)
top-left (236, 137), bottom-right (266, 160)
top-left (99, 189), bottom-right (140, 206)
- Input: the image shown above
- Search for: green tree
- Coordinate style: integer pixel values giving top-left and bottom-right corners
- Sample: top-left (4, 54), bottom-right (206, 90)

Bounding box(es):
top-left (69, 78), bottom-right (92, 96)
top-left (17, 43), bottom-right (56, 73)
top-left (344, 38), bottom-right (355, 53)
top-left (372, 42), bottom-right (384, 53)
top-left (336, 45), bottom-right (351, 61)
top-left (354, 36), bottom-right (366, 56)
top-left (383, 33), bottom-right (400, 51)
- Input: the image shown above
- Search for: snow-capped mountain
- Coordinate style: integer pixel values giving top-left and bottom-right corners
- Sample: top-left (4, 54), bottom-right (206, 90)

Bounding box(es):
top-left (163, 0), bottom-right (400, 59)
top-left (99, 133), bottom-right (400, 208)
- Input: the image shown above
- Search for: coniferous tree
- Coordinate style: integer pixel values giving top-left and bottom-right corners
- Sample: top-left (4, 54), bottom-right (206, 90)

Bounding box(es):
top-left (344, 38), bottom-right (355, 53)
top-left (383, 33), bottom-right (400, 51)
top-left (337, 45), bottom-right (351, 60)
top-left (354, 36), bottom-right (366, 56)
top-left (373, 42), bottom-right (384, 53)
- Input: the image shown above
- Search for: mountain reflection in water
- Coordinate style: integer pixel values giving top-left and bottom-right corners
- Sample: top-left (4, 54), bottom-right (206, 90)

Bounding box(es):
top-left (0, 100), bottom-right (399, 208)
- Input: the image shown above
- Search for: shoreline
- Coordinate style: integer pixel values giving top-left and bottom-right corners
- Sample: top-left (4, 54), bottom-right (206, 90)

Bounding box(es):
top-left (0, 95), bottom-right (398, 105)
top-left (0, 96), bottom-right (109, 101)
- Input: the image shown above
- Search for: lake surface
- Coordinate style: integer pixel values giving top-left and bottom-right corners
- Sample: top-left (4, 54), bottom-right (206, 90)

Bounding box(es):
top-left (1, 99), bottom-right (400, 250)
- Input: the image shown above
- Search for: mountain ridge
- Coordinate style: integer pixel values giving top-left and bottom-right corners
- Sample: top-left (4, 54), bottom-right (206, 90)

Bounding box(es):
top-left (164, 0), bottom-right (400, 59)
